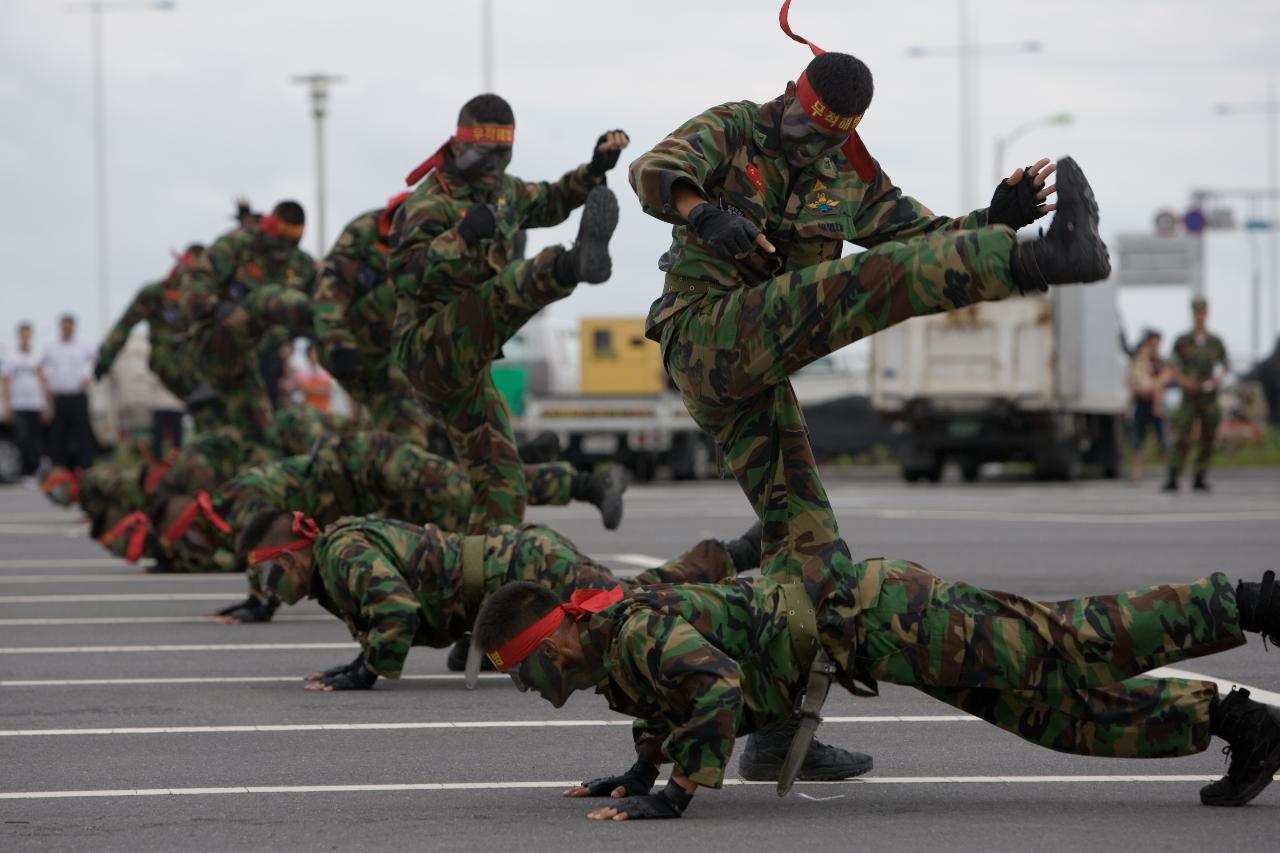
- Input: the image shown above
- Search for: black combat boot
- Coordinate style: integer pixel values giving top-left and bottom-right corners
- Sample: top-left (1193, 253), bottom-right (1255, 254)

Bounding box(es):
top-left (1009, 157), bottom-right (1112, 292)
top-left (1162, 470), bottom-right (1179, 493)
top-left (726, 522), bottom-right (763, 574)
top-left (554, 187), bottom-right (618, 286)
top-left (517, 431), bottom-right (562, 465)
top-left (1201, 687), bottom-right (1280, 806)
top-left (571, 467), bottom-right (627, 531)
top-left (446, 636), bottom-right (495, 673)
top-left (737, 718), bottom-right (873, 782)
top-left (1236, 570), bottom-right (1280, 647)
top-left (1193, 473), bottom-right (1211, 492)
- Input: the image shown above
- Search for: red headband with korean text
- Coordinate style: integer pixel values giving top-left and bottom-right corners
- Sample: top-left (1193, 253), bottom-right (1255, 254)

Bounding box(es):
top-left (260, 214), bottom-right (305, 243)
top-left (160, 491), bottom-right (231, 546)
top-left (248, 512), bottom-right (319, 566)
top-left (779, 0), bottom-right (877, 183)
top-left (404, 124), bottom-right (516, 191)
top-left (486, 586), bottom-right (624, 672)
top-left (101, 511), bottom-right (149, 563)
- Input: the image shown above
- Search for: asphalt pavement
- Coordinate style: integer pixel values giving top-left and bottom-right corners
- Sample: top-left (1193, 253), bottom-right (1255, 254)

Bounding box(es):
top-left (2, 468), bottom-right (1279, 852)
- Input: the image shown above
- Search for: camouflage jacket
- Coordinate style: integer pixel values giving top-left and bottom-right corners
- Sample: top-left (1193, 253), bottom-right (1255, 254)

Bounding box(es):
top-left (97, 278), bottom-right (188, 374)
top-left (1172, 331), bottom-right (1229, 396)
top-left (180, 224), bottom-right (315, 324)
top-left (580, 549), bottom-right (893, 789)
top-left (313, 209), bottom-right (397, 357)
top-left (628, 96), bottom-right (989, 335)
top-left (388, 164), bottom-right (600, 307)
top-left (156, 426), bottom-right (276, 504)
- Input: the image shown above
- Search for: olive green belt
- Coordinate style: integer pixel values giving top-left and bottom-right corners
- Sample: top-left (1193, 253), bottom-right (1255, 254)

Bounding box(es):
top-left (778, 582), bottom-right (820, 671)
top-left (461, 535), bottom-right (487, 620)
top-left (662, 273), bottom-right (716, 296)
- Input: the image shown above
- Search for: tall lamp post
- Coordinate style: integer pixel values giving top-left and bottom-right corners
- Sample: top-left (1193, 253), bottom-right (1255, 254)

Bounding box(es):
top-left (1216, 83), bottom-right (1280, 347)
top-left (292, 73), bottom-right (344, 257)
top-left (67, 0), bottom-right (176, 333)
top-left (908, 0), bottom-right (1041, 210)
top-left (993, 113), bottom-right (1073, 184)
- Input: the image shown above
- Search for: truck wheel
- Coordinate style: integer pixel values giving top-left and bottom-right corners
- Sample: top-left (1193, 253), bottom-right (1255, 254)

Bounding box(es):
top-left (0, 438), bottom-right (20, 484)
top-left (672, 434), bottom-right (713, 481)
top-left (1036, 443), bottom-right (1079, 482)
top-left (902, 454), bottom-right (943, 484)
top-left (960, 461), bottom-right (981, 483)
top-left (901, 466), bottom-right (922, 483)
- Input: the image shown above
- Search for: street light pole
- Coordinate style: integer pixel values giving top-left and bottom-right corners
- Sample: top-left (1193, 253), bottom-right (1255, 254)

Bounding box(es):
top-left (67, 0), bottom-right (176, 333)
top-left (292, 73), bottom-right (344, 257)
top-left (993, 113), bottom-right (1074, 184)
top-left (907, 1), bottom-right (1041, 210)
top-left (481, 0), bottom-right (494, 91)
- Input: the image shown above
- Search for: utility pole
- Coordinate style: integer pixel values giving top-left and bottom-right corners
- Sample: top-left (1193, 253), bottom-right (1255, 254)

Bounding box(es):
top-left (907, 0), bottom-right (1041, 210)
top-left (66, 0), bottom-right (176, 333)
top-left (481, 0), bottom-right (495, 91)
top-left (292, 73), bottom-right (344, 257)
top-left (1216, 83), bottom-right (1280, 348)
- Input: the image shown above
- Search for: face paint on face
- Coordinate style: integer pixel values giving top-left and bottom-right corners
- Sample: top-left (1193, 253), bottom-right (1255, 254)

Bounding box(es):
top-left (513, 646), bottom-right (574, 709)
top-left (450, 142), bottom-right (511, 191)
top-left (258, 557), bottom-right (311, 606)
top-left (779, 96), bottom-right (856, 168)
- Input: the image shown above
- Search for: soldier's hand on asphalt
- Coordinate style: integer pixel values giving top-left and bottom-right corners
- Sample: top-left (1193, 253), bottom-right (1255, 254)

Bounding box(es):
top-left (565, 761), bottom-right (660, 799)
top-left (303, 654), bottom-right (377, 691)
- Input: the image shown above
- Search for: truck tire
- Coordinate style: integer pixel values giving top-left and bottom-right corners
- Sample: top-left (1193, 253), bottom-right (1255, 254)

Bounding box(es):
top-left (0, 437), bottom-right (20, 484)
top-left (671, 434), bottom-right (713, 481)
top-left (1035, 442), bottom-right (1079, 482)
top-left (901, 452), bottom-right (943, 484)
top-left (960, 461), bottom-right (981, 483)
top-left (1097, 416), bottom-right (1122, 480)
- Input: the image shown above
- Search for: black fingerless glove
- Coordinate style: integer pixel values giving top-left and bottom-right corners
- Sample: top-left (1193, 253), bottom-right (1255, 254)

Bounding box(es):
top-left (327, 347), bottom-right (362, 381)
top-left (316, 656), bottom-right (379, 690)
top-left (587, 130), bottom-right (628, 178)
top-left (216, 596), bottom-right (278, 623)
top-left (988, 168), bottom-right (1045, 230)
top-left (456, 203), bottom-right (497, 246)
top-left (580, 761), bottom-right (660, 797)
top-left (613, 780), bottom-right (693, 820)
top-left (687, 203), bottom-right (762, 258)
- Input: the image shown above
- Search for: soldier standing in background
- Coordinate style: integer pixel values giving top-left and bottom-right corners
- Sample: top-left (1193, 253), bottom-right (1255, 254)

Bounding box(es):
top-left (388, 93), bottom-right (629, 533)
top-left (1164, 297), bottom-right (1231, 493)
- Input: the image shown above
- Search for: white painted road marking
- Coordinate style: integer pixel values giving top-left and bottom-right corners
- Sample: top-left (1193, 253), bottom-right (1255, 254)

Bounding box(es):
top-left (0, 593), bottom-right (242, 603)
top-left (0, 558), bottom-right (126, 569)
top-left (1149, 666), bottom-right (1280, 706)
top-left (0, 615), bottom-right (333, 626)
top-left (0, 642), bottom-right (358, 654)
top-left (0, 775), bottom-right (1241, 801)
top-left (0, 716), bottom-right (979, 737)
top-left (0, 574), bottom-right (246, 584)
top-left (868, 508), bottom-right (1280, 524)
top-left (1, 674), bottom-right (510, 687)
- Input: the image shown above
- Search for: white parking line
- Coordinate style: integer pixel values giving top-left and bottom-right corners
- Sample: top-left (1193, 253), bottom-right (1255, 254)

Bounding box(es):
top-left (0, 558), bottom-right (125, 569)
top-left (0, 574), bottom-right (245, 584)
top-left (0, 775), bottom-right (1232, 800)
top-left (1149, 666), bottom-right (1280, 706)
top-left (0, 524), bottom-right (86, 537)
top-left (0, 615), bottom-right (332, 626)
top-left (0, 642), bottom-right (358, 654)
top-left (0, 593), bottom-right (242, 603)
top-left (1, 674), bottom-right (510, 687)
top-left (870, 508), bottom-right (1280, 524)
top-left (0, 716), bottom-right (978, 737)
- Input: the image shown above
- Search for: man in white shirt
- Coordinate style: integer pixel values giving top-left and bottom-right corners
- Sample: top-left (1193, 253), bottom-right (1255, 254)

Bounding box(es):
top-left (38, 314), bottom-right (97, 469)
top-left (1, 322), bottom-right (51, 476)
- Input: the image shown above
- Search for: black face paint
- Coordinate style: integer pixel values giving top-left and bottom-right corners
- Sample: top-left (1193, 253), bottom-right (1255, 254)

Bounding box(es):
top-left (450, 143), bottom-right (511, 193)
top-left (779, 97), bottom-right (851, 168)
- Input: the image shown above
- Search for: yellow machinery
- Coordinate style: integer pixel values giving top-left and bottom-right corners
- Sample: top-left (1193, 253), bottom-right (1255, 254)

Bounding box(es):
top-left (579, 317), bottom-right (666, 396)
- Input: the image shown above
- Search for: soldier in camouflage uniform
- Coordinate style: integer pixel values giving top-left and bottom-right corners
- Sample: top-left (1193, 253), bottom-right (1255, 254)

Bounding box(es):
top-left (181, 201), bottom-right (316, 447)
top-left (476, 557), bottom-right (1280, 817)
top-left (628, 21), bottom-right (1112, 777)
top-left (93, 246), bottom-right (219, 436)
top-left (1164, 297), bottom-right (1231, 493)
top-left (389, 93), bottom-right (629, 533)
top-left (238, 510), bottom-right (759, 690)
top-left (314, 197), bottom-right (448, 451)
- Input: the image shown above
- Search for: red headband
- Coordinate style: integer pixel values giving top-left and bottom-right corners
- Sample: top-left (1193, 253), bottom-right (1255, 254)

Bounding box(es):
top-left (486, 586), bottom-right (624, 672)
top-left (160, 491), bottom-right (231, 546)
top-left (377, 191), bottom-right (413, 238)
top-left (248, 512), bottom-right (319, 566)
top-left (42, 469), bottom-right (81, 503)
top-left (778, 0), bottom-right (877, 183)
top-left (142, 459), bottom-right (172, 495)
top-left (260, 214), bottom-right (305, 242)
top-left (101, 511), bottom-right (149, 563)
top-left (404, 124), bottom-right (517, 190)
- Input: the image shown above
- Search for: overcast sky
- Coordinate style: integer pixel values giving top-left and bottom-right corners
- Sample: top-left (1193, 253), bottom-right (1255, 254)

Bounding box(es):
top-left (3, 0), bottom-right (1279, 369)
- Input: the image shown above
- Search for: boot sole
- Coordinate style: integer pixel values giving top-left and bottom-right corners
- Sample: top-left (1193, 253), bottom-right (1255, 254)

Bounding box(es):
top-left (575, 187), bottom-right (618, 284)
top-left (1053, 156), bottom-right (1111, 283)
top-left (738, 754), bottom-right (875, 782)
top-left (598, 466), bottom-right (628, 530)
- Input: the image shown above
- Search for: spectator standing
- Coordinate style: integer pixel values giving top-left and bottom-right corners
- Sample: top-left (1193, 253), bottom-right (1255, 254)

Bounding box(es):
top-left (1124, 329), bottom-right (1170, 483)
top-left (1164, 297), bottom-right (1231, 493)
top-left (39, 314), bottom-right (97, 470)
top-left (1, 322), bottom-right (51, 476)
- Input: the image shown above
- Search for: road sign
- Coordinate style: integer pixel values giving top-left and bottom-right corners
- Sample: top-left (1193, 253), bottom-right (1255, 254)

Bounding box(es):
top-left (1183, 209), bottom-right (1206, 233)
top-left (1113, 233), bottom-right (1204, 288)
top-left (1154, 210), bottom-right (1177, 235)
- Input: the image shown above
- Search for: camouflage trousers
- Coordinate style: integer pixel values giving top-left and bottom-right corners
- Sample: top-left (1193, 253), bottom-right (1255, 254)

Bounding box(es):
top-left (496, 525), bottom-right (737, 595)
top-left (190, 285), bottom-right (314, 448)
top-left (660, 226), bottom-right (1019, 583)
top-left (1169, 396), bottom-right (1221, 478)
top-left (830, 560), bottom-right (1243, 758)
top-left (393, 247), bottom-right (578, 533)
top-left (338, 356), bottom-right (448, 453)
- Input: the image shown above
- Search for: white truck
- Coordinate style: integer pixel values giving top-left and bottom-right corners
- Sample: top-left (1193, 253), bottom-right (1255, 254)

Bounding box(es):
top-left (870, 281), bottom-right (1127, 482)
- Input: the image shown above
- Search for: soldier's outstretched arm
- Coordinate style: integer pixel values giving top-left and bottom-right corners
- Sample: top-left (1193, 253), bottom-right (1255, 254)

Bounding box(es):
top-left (95, 283), bottom-right (154, 378)
top-left (629, 104), bottom-right (748, 227)
top-left (180, 233), bottom-right (238, 321)
top-left (312, 223), bottom-right (366, 355)
top-left (324, 552), bottom-right (422, 682)
top-left (849, 169), bottom-right (990, 249)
